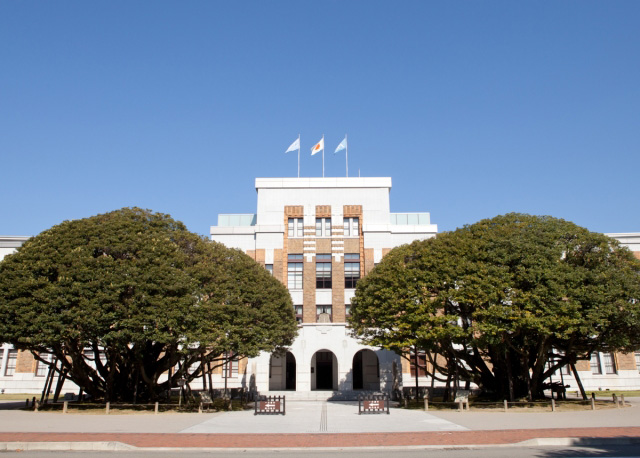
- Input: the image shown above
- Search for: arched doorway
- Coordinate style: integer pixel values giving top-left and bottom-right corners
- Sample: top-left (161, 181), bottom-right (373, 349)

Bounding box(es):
top-left (311, 350), bottom-right (338, 390)
top-left (352, 349), bottom-right (380, 391)
top-left (269, 351), bottom-right (296, 391)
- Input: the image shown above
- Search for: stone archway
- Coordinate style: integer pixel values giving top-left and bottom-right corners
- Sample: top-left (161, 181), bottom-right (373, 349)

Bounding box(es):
top-left (311, 350), bottom-right (338, 391)
top-left (269, 351), bottom-right (296, 391)
top-left (352, 349), bottom-right (380, 391)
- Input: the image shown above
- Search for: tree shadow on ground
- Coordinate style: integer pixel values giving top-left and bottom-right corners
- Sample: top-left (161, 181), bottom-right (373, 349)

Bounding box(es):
top-left (537, 437), bottom-right (640, 457)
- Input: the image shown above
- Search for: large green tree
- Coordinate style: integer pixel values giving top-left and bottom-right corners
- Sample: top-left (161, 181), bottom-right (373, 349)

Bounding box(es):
top-left (349, 213), bottom-right (640, 400)
top-left (0, 208), bottom-right (297, 402)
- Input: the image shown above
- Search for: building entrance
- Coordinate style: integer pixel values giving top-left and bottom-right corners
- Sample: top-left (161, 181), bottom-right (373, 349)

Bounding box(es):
top-left (352, 349), bottom-right (380, 390)
top-left (285, 352), bottom-right (296, 390)
top-left (314, 351), bottom-right (335, 390)
top-left (269, 351), bottom-right (297, 391)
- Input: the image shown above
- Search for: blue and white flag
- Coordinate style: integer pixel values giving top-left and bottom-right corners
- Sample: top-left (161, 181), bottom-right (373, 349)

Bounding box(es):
top-left (285, 137), bottom-right (300, 153)
top-left (334, 137), bottom-right (347, 154)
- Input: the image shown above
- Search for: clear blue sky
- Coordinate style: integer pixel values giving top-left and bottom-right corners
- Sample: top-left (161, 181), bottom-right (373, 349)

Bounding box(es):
top-left (1, 1), bottom-right (639, 237)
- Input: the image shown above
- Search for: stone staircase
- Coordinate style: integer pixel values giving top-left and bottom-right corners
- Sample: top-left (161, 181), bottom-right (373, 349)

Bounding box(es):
top-left (258, 390), bottom-right (386, 401)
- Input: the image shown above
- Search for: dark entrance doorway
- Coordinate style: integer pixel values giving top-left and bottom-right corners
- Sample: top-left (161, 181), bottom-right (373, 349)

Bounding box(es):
top-left (285, 352), bottom-right (296, 390)
top-left (352, 349), bottom-right (380, 391)
top-left (353, 350), bottom-right (364, 390)
top-left (316, 351), bottom-right (334, 390)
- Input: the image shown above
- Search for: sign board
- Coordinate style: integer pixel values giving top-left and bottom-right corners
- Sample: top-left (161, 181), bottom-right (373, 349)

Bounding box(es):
top-left (359, 395), bottom-right (390, 415)
top-left (454, 390), bottom-right (470, 402)
top-left (255, 396), bottom-right (286, 415)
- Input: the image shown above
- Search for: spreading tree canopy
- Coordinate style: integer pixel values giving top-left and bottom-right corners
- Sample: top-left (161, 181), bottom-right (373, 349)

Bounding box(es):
top-left (0, 208), bottom-right (297, 402)
top-left (349, 213), bottom-right (640, 400)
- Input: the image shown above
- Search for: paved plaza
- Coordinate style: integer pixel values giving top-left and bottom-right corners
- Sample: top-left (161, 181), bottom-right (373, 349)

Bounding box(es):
top-left (0, 398), bottom-right (639, 451)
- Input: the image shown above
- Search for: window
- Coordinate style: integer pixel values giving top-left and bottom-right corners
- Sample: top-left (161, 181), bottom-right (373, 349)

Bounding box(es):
top-left (635, 351), bottom-right (640, 372)
top-left (265, 264), bottom-right (273, 275)
top-left (316, 218), bottom-right (331, 237)
top-left (287, 254), bottom-right (303, 289)
top-left (590, 353), bottom-right (602, 375)
top-left (343, 217), bottom-right (359, 237)
top-left (223, 353), bottom-right (239, 378)
top-left (4, 349), bottom-right (17, 376)
top-left (316, 305), bottom-right (332, 322)
top-left (345, 253), bottom-right (360, 288)
top-left (316, 254), bottom-right (332, 289)
top-left (288, 218), bottom-right (303, 237)
top-left (35, 353), bottom-right (53, 377)
top-left (345, 304), bottom-right (351, 318)
top-left (294, 305), bottom-right (303, 324)
top-left (410, 352), bottom-right (427, 378)
top-left (602, 352), bottom-right (617, 374)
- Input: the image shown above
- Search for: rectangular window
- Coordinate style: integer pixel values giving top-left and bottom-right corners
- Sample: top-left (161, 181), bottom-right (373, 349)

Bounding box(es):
top-left (602, 352), bottom-right (617, 374)
top-left (345, 304), bottom-right (351, 318)
top-left (287, 254), bottom-right (303, 289)
top-left (35, 353), bottom-right (53, 377)
top-left (410, 352), bottom-right (427, 378)
top-left (345, 253), bottom-right (360, 288)
top-left (590, 352), bottom-right (602, 375)
top-left (316, 305), bottom-right (332, 322)
top-left (4, 349), bottom-right (17, 376)
top-left (223, 353), bottom-right (239, 378)
top-left (294, 305), bottom-right (303, 324)
top-left (316, 218), bottom-right (331, 237)
top-left (316, 254), bottom-right (332, 289)
top-left (265, 264), bottom-right (273, 275)
top-left (343, 217), bottom-right (359, 237)
top-left (288, 218), bottom-right (303, 238)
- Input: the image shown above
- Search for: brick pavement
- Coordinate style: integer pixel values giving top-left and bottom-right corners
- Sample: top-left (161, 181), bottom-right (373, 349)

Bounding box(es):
top-left (1, 427), bottom-right (640, 448)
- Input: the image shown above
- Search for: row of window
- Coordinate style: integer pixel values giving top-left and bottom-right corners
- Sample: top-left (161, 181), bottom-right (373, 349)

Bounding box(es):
top-left (292, 304), bottom-right (352, 324)
top-left (590, 352), bottom-right (618, 375)
top-left (287, 217), bottom-right (360, 238)
top-left (286, 253), bottom-right (360, 290)
top-left (2, 350), bottom-right (51, 377)
top-left (407, 352), bottom-right (640, 379)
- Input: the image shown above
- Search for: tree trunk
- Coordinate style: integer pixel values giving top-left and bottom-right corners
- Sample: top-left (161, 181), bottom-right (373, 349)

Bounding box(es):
top-left (414, 347), bottom-right (420, 400)
top-left (570, 363), bottom-right (588, 400)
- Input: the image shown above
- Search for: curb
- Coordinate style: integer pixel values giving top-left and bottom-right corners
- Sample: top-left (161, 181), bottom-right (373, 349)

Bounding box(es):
top-left (0, 441), bottom-right (136, 451)
top-left (2, 437), bottom-right (640, 452)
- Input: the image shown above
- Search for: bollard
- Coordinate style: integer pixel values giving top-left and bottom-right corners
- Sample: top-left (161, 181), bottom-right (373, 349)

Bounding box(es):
top-left (34, 400), bottom-right (39, 412)
top-left (155, 402), bottom-right (159, 415)
top-left (591, 396), bottom-right (595, 410)
top-left (198, 402), bottom-right (203, 414)
top-left (620, 395), bottom-right (625, 407)
top-left (458, 401), bottom-right (463, 412)
top-left (503, 400), bottom-right (508, 412)
top-left (424, 398), bottom-right (429, 411)
top-left (63, 401), bottom-right (68, 414)
top-left (105, 401), bottom-right (110, 415)
top-left (551, 398), bottom-right (556, 412)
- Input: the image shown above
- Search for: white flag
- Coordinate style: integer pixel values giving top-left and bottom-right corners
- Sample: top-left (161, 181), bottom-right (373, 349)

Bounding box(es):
top-left (334, 137), bottom-right (347, 153)
top-left (311, 137), bottom-right (324, 156)
top-left (285, 138), bottom-right (300, 153)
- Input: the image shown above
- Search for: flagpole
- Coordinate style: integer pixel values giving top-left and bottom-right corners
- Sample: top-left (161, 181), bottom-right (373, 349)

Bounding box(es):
top-left (297, 133), bottom-right (300, 178)
top-left (345, 134), bottom-right (349, 177)
top-left (322, 134), bottom-right (325, 178)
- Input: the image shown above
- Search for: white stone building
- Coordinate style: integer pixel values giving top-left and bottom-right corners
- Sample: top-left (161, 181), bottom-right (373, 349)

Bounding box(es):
top-left (209, 177), bottom-right (437, 398)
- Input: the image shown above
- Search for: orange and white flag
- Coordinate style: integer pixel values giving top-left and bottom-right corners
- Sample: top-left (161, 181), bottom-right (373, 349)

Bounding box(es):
top-left (311, 137), bottom-right (324, 156)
